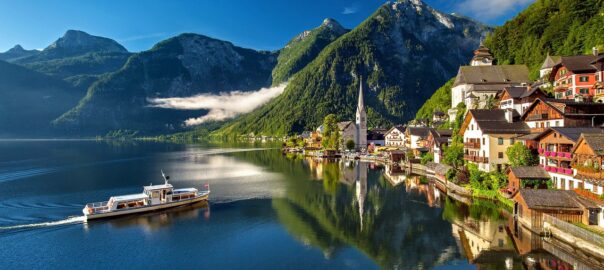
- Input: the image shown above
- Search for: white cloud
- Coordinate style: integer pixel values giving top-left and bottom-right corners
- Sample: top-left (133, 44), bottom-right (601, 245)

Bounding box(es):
top-left (456, 0), bottom-right (534, 20)
top-left (342, 5), bottom-right (358, 15)
top-left (148, 83), bottom-right (287, 126)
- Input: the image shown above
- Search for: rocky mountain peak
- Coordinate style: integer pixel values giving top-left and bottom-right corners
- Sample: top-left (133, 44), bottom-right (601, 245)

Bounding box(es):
top-left (321, 18), bottom-right (346, 34)
top-left (8, 44), bottom-right (26, 52)
top-left (45, 30), bottom-right (128, 54)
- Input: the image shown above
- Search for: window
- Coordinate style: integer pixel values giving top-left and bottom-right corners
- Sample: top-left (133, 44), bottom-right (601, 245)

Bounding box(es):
top-left (555, 121), bottom-right (560, 127)
top-left (556, 93), bottom-right (563, 99)
top-left (580, 76), bottom-right (589, 82)
top-left (566, 90), bottom-right (573, 96)
top-left (498, 152), bottom-right (504, 159)
top-left (546, 122), bottom-right (550, 128)
top-left (510, 138), bottom-right (515, 145)
top-left (579, 88), bottom-right (589, 94)
top-left (498, 138), bottom-right (503, 145)
top-left (482, 138), bottom-right (485, 145)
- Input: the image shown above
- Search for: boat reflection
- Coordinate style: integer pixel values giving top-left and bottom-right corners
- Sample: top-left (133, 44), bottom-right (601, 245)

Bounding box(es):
top-left (84, 201), bottom-right (210, 231)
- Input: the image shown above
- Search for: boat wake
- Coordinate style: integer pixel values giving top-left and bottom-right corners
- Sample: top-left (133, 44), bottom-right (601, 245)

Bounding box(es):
top-left (0, 216), bottom-right (85, 232)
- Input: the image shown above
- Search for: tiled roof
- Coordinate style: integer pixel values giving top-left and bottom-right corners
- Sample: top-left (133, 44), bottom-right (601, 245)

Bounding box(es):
top-left (454, 65), bottom-right (530, 87)
top-left (558, 55), bottom-right (599, 73)
top-left (582, 133), bottom-right (604, 155)
top-left (407, 127), bottom-right (433, 137)
top-left (469, 109), bottom-right (530, 134)
top-left (517, 189), bottom-right (581, 210)
top-left (509, 166), bottom-right (550, 179)
top-left (550, 127), bottom-right (604, 142)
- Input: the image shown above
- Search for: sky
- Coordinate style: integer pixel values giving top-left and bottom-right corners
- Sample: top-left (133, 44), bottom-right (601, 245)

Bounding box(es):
top-left (0, 0), bottom-right (534, 53)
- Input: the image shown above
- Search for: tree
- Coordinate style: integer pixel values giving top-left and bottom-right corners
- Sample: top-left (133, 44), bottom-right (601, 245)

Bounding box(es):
top-left (321, 114), bottom-right (340, 150)
top-left (420, 152), bottom-right (434, 165)
top-left (345, 139), bottom-right (356, 151)
top-left (506, 142), bottom-right (537, 167)
top-left (443, 143), bottom-right (464, 168)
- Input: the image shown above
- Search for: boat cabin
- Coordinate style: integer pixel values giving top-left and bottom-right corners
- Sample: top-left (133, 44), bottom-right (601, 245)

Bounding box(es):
top-left (144, 183), bottom-right (174, 205)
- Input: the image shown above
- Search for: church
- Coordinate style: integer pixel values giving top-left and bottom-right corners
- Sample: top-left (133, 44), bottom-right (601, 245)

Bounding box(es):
top-left (338, 79), bottom-right (367, 151)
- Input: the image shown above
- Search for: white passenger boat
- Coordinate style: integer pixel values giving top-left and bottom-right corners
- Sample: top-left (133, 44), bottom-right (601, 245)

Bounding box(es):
top-left (82, 171), bottom-right (210, 221)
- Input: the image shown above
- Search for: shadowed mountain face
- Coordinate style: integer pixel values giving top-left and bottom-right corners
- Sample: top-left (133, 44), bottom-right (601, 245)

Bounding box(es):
top-left (216, 0), bottom-right (490, 136)
top-left (53, 34), bottom-right (278, 135)
top-left (0, 60), bottom-right (82, 137)
top-left (0, 45), bottom-right (39, 62)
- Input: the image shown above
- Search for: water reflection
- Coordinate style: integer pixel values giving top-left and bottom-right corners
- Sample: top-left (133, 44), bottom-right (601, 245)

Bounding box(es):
top-left (238, 151), bottom-right (603, 270)
top-left (84, 201), bottom-right (210, 232)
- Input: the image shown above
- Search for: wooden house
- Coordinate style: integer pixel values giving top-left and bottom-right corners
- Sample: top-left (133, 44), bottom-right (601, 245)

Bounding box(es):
top-left (572, 133), bottom-right (604, 195)
top-left (513, 189), bottom-right (589, 229)
top-left (498, 86), bottom-right (547, 115)
top-left (506, 166), bottom-right (550, 194)
top-left (520, 98), bottom-right (604, 133)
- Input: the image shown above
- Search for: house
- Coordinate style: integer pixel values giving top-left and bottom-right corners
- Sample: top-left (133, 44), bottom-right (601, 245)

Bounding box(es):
top-left (448, 43), bottom-right (530, 121)
top-left (460, 109), bottom-right (530, 172)
top-left (385, 125), bottom-right (405, 147)
top-left (534, 127), bottom-right (604, 191)
top-left (405, 127), bottom-right (433, 156)
top-left (520, 98), bottom-right (604, 132)
top-left (432, 110), bottom-right (447, 125)
top-left (539, 54), bottom-right (561, 80)
top-left (572, 133), bottom-right (604, 195)
top-left (338, 121), bottom-right (357, 148)
top-left (513, 189), bottom-right (602, 229)
top-left (506, 166), bottom-right (550, 194)
top-left (388, 150), bottom-right (406, 163)
top-left (498, 86), bottom-right (547, 115)
top-left (549, 48), bottom-right (603, 100)
top-left (591, 54), bottom-right (604, 103)
top-left (367, 128), bottom-right (387, 146)
top-left (426, 129), bottom-right (453, 164)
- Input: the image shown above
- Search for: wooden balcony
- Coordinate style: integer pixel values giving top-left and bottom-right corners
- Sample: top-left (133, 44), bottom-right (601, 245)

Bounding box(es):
top-left (463, 142), bottom-right (480, 149)
top-left (575, 167), bottom-right (604, 179)
top-left (464, 155), bottom-right (488, 163)
top-left (526, 113), bottom-right (549, 121)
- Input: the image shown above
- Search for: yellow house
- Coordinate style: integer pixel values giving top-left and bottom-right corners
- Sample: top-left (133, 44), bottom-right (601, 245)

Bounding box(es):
top-left (460, 109), bottom-right (530, 172)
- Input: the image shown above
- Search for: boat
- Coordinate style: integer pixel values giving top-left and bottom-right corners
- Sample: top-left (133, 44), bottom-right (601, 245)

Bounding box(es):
top-left (82, 171), bottom-right (210, 221)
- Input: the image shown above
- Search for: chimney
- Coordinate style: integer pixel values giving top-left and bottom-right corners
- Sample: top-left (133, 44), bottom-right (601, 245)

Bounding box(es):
top-left (504, 109), bottom-right (513, 123)
top-left (594, 47), bottom-right (599, 56)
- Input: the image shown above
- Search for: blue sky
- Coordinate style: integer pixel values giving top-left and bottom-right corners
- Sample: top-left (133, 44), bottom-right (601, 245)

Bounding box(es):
top-left (0, 0), bottom-right (534, 53)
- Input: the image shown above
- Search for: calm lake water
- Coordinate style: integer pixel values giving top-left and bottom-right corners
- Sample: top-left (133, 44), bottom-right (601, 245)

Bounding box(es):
top-left (0, 141), bottom-right (597, 269)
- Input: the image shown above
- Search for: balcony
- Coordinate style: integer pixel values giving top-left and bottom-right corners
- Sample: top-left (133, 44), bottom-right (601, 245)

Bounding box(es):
top-left (540, 150), bottom-right (572, 159)
top-left (464, 155), bottom-right (488, 163)
top-left (544, 166), bottom-right (573, 176)
top-left (526, 113), bottom-right (548, 121)
top-left (464, 141), bottom-right (481, 149)
top-left (575, 167), bottom-right (604, 179)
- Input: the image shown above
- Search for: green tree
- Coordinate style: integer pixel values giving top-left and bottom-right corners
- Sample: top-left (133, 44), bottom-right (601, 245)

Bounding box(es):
top-left (506, 142), bottom-right (536, 167)
top-left (345, 139), bottom-right (356, 151)
top-left (420, 152), bottom-right (434, 165)
top-left (321, 114), bottom-right (340, 150)
top-left (443, 143), bottom-right (464, 168)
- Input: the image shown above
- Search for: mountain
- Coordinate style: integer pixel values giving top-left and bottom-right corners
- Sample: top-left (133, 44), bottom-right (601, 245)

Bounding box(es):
top-left (272, 18), bottom-right (347, 85)
top-left (0, 45), bottom-right (39, 62)
top-left (415, 0), bottom-right (604, 122)
top-left (215, 0), bottom-right (490, 137)
top-left (0, 60), bottom-right (82, 137)
top-left (14, 30), bottom-right (132, 81)
top-left (53, 34), bottom-right (277, 135)
top-left (484, 0), bottom-right (604, 79)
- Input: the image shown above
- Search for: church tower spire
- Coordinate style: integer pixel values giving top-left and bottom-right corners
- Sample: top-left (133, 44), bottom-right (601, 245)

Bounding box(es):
top-left (355, 77), bottom-right (367, 151)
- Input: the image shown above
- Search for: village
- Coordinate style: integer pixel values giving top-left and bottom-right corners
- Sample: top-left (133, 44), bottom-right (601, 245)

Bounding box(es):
top-left (284, 43), bottom-right (604, 258)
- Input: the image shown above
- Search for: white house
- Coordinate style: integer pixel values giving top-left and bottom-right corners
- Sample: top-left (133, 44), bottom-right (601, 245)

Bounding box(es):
top-left (385, 126), bottom-right (405, 147)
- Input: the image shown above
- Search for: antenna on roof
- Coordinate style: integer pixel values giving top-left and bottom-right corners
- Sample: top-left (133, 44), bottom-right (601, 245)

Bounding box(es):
top-left (161, 170), bottom-right (170, 184)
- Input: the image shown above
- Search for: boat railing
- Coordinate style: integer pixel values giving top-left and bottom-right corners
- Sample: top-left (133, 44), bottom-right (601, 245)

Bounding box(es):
top-left (86, 201), bottom-right (110, 212)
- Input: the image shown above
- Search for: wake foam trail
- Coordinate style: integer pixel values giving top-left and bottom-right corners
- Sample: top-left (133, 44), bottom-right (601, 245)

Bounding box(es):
top-left (0, 216), bottom-right (85, 231)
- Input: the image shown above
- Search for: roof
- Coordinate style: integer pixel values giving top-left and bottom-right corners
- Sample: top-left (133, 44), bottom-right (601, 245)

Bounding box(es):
top-left (464, 109), bottom-right (530, 135)
top-left (540, 55), bottom-right (561, 70)
top-left (509, 166), bottom-right (550, 179)
top-left (144, 183), bottom-right (173, 191)
top-left (386, 125), bottom-right (405, 135)
top-left (111, 193), bottom-right (148, 202)
top-left (535, 127), bottom-right (604, 142)
top-left (337, 121), bottom-right (354, 131)
top-left (581, 133), bottom-right (604, 155)
top-left (502, 86), bottom-right (545, 100)
top-left (521, 98), bottom-right (604, 121)
top-left (517, 189), bottom-right (581, 210)
top-left (515, 132), bottom-right (542, 141)
top-left (453, 65), bottom-right (530, 87)
top-left (407, 127), bottom-right (433, 137)
top-left (557, 55), bottom-right (600, 73)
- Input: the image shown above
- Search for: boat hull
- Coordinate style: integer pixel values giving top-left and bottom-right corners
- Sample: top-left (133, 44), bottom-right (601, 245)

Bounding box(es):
top-left (84, 193), bottom-right (209, 221)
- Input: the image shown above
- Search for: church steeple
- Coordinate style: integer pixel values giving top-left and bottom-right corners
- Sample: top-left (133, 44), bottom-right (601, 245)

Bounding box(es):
top-left (357, 78), bottom-right (365, 113)
top-left (355, 77), bottom-right (367, 151)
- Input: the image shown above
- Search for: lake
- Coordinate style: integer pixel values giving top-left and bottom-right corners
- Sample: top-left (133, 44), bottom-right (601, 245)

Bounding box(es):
top-left (0, 141), bottom-right (595, 269)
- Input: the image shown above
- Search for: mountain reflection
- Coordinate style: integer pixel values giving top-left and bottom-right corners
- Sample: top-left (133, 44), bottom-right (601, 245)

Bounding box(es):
top-left (226, 149), bottom-right (599, 269)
